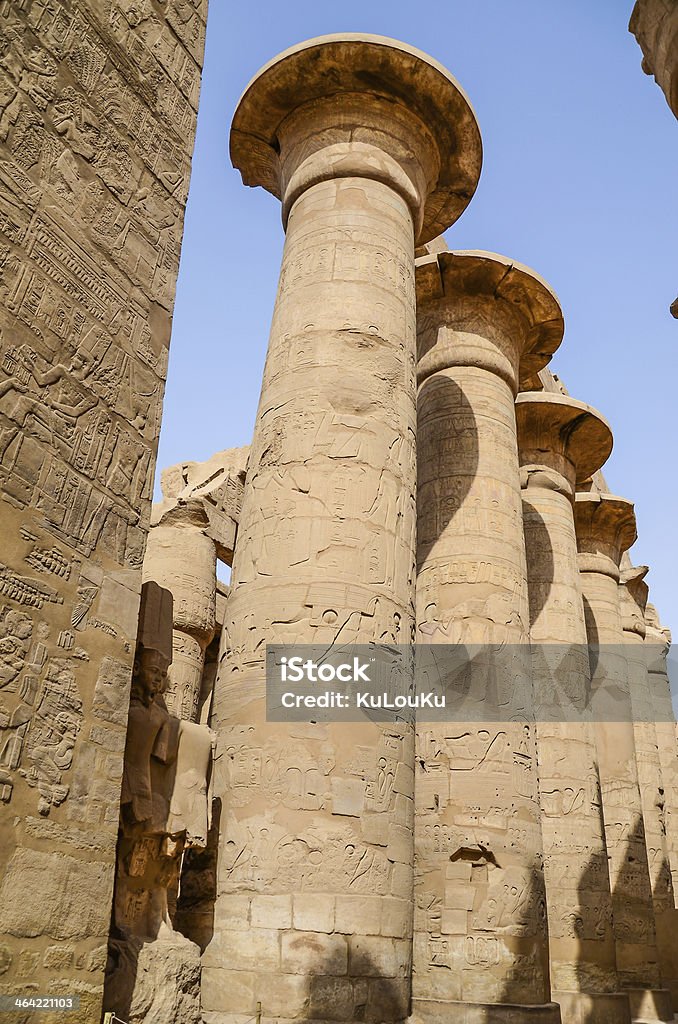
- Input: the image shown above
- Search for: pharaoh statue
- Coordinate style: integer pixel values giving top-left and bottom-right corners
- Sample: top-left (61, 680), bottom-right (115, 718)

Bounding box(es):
top-left (103, 582), bottom-right (215, 1024)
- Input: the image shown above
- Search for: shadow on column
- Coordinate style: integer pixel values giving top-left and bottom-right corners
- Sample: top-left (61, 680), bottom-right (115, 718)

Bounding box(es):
top-left (566, 840), bottom-right (620, 1024)
top-left (417, 376), bottom-right (479, 569)
top-left (254, 951), bottom-right (410, 1023)
top-left (522, 501), bottom-right (555, 628)
top-left (492, 864), bottom-right (560, 1023)
top-left (606, 812), bottom-right (671, 1022)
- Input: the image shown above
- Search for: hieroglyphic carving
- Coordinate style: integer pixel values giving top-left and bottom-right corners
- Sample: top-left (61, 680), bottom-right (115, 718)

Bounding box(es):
top-left (0, 0), bottom-right (207, 1017)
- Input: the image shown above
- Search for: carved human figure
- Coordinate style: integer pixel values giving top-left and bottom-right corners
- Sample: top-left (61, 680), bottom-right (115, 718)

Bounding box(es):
top-left (111, 583), bottom-right (215, 942)
top-left (120, 645), bottom-right (177, 836)
top-left (106, 581), bottom-right (215, 1023)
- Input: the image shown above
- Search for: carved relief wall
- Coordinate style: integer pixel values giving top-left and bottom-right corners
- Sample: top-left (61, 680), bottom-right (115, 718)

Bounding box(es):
top-left (0, 0), bottom-right (207, 1018)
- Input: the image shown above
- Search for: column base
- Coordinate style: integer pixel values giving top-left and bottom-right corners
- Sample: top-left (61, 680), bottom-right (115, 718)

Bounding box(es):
top-left (410, 999), bottom-right (562, 1024)
top-left (627, 987), bottom-right (674, 1022)
top-left (552, 989), bottom-right (631, 1024)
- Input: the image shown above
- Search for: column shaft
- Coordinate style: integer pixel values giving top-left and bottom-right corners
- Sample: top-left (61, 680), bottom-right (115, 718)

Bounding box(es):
top-left (207, 172), bottom-right (417, 1022)
top-left (516, 391), bottom-right (627, 1024)
top-left (575, 495), bottom-right (672, 1022)
top-left (414, 253), bottom-right (563, 1023)
top-left (621, 580), bottom-right (678, 1011)
top-left (143, 523), bottom-right (217, 722)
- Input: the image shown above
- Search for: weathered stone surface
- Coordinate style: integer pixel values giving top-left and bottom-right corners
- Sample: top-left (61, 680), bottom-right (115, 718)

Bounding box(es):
top-left (0, 0), bottom-right (207, 1016)
top-left (0, 847), bottom-right (113, 940)
top-left (142, 447), bottom-right (247, 722)
top-left (1, 17), bottom-right (676, 1024)
top-left (105, 933), bottom-right (201, 1024)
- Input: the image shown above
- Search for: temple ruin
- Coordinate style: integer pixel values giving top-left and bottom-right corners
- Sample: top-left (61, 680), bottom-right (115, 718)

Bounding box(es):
top-left (0, 9), bottom-right (677, 1024)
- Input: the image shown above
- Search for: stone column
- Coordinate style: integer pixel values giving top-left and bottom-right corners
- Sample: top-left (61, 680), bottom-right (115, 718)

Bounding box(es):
top-left (515, 392), bottom-right (630, 1024)
top-left (143, 523), bottom-right (216, 722)
top-left (413, 251), bottom-right (563, 1023)
top-left (143, 447), bottom-right (248, 722)
top-left (620, 570), bottom-right (678, 1010)
top-left (574, 493), bottom-right (673, 1023)
top-left (204, 36), bottom-right (482, 1024)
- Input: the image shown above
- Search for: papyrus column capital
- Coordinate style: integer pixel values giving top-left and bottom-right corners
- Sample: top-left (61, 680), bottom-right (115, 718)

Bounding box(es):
top-left (230, 34), bottom-right (482, 242)
top-left (516, 392), bottom-right (613, 497)
top-left (574, 493), bottom-right (637, 579)
top-left (416, 250), bottom-right (564, 392)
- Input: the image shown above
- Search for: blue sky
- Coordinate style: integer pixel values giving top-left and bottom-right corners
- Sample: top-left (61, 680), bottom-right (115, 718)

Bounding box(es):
top-left (158, 1), bottom-right (678, 630)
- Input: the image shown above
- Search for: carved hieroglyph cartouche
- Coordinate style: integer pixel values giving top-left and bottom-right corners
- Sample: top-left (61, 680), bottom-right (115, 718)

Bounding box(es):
top-left (0, 1), bottom-right (207, 1018)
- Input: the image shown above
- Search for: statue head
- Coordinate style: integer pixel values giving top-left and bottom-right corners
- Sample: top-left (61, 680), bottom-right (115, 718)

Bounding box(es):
top-left (131, 645), bottom-right (170, 707)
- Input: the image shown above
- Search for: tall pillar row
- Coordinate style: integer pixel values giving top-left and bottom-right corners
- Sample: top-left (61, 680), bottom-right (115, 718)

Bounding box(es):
top-left (620, 570), bottom-right (678, 1011)
top-left (413, 250), bottom-right (563, 1023)
top-left (204, 36), bottom-right (482, 1023)
top-left (192, 32), bottom-right (678, 1024)
top-left (515, 393), bottom-right (631, 1024)
top-left (574, 494), bottom-right (673, 1024)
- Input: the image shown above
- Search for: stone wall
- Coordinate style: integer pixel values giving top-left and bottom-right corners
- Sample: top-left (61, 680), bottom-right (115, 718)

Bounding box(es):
top-left (0, 0), bottom-right (207, 1019)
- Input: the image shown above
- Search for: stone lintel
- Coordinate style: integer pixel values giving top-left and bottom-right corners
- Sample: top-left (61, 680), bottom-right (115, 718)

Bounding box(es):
top-left (230, 34), bottom-right (482, 243)
top-left (574, 492), bottom-right (637, 573)
top-left (416, 250), bottom-right (564, 386)
top-left (515, 391), bottom-right (613, 486)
